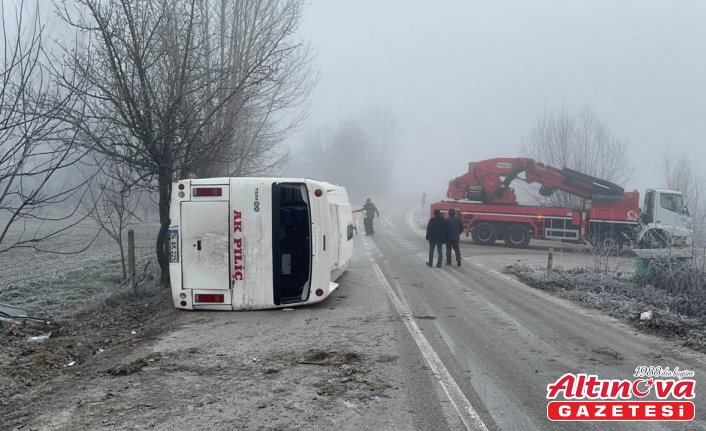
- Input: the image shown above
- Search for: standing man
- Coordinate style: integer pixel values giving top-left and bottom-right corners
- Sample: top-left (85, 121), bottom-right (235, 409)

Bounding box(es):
top-left (445, 208), bottom-right (463, 266)
top-left (426, 209), bottom-right (446, 268)
top-left (354, 198), bottom-right (380, 235)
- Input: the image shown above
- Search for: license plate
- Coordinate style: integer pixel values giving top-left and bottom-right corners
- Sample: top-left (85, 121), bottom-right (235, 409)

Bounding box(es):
top-left (169, 228), bottom-right (179, 263)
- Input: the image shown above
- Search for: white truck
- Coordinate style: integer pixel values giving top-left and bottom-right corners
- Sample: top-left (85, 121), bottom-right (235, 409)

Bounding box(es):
top-left (168, 178), bottom-right (354, 310)
top-left (638, 188), bottom-right (692, 248)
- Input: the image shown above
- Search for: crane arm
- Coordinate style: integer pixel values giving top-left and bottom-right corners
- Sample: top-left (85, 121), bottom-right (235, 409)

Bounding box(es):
top-left (447, 157), bottom-right (624, 205)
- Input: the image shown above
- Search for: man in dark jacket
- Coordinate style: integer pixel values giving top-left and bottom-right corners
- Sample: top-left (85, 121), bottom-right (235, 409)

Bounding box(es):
top-left (425, 209), bottom-right (446, 268)
top-left (445, 208), bottom-right (464, 266)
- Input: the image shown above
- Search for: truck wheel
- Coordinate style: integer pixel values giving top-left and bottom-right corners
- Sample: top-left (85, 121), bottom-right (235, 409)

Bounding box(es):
top-left (503, 224), bottom-right (531, 248)
top-left (472, 222), bottom-right (497, 246)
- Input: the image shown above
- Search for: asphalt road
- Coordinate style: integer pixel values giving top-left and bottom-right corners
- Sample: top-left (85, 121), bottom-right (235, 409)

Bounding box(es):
top-left (8, 199), bottom-right (706, 431)
top-left (367, 198), bottom-right (706, 430)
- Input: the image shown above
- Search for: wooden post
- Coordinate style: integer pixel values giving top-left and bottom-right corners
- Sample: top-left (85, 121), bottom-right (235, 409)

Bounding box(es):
top-left (547, 247), bottom-right (554, 275)
top-left (128, 229), bottom-right (136, 291)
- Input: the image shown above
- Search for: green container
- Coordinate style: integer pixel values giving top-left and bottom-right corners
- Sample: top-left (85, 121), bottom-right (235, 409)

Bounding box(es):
top-left (634, 256), bottom-right (692, 278)
top-left (635, 258), bottom-right (650, 277)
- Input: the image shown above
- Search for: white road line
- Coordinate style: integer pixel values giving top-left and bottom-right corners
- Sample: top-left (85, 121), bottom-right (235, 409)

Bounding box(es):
top-left (372, 263), bottom-right (489, 431)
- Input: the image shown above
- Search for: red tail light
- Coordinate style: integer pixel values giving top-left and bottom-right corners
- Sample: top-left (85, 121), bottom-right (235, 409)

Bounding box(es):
top-left (195, 294), bottom-right (225, 303)
top-left (193, 187), bottom-right (222, 197)
top-left (315, 289), bottom-right (324, 297)
top-left (314, 189), bottom-right (323, 197)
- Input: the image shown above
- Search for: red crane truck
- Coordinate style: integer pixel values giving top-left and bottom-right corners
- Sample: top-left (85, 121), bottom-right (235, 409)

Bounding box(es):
top-left (430, 158), bottom-right (692, 249)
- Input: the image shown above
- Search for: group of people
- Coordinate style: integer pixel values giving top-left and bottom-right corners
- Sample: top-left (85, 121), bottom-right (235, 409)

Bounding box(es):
top-left (352, 200), bottom-right (464, 269)
top-left (425, 208), bottom-right (463, 268)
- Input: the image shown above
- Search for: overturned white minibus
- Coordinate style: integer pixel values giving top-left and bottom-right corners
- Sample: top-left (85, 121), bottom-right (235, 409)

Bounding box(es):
top-left (169, 178), bottom-right (354, 310)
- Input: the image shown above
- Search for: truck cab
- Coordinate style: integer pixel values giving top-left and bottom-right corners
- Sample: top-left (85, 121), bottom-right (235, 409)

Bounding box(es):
top-left (638, 189), bottom-right (692, 248)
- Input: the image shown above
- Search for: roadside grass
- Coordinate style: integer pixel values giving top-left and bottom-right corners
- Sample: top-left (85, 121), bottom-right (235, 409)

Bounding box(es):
top-left (1, 220), bottom-right (158, 319)
top-left (0, 256), bottom-right (152, 318)
top-left (635, 257), bottom-right (706, 316)
top-left (507, 263), bottom-right (706, 351)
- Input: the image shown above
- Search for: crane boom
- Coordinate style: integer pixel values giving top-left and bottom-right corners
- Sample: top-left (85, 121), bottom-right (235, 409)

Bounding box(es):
top-left (447, 157), bottom-right (624, 205)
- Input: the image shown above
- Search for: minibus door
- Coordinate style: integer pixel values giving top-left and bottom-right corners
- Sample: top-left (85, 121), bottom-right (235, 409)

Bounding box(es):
top-left (181, 201), bottom-right (230, 290)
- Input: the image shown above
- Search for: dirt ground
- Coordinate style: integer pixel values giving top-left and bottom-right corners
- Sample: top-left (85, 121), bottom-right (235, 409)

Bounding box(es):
top-left (1, 252), bottom-right (418, 431)
top-left (1, 285), bottom-right (176, 407)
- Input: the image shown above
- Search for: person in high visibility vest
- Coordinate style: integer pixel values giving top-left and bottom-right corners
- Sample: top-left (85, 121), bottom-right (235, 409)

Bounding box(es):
top-left (353, 198), bottom-right (380, 235)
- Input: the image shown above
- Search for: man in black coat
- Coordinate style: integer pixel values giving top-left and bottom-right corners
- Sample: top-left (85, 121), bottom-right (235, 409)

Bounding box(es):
top-left (426, 209), bottom-right (447, 268)
top-left (445, 208), bottom-right (463, 266)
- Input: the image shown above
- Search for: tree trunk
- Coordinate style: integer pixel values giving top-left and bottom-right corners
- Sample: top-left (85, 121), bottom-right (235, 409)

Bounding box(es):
top-left (156, 166), bottom-right (172, 286)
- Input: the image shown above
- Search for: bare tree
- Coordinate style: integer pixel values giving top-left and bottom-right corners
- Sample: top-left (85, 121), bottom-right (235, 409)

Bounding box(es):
top-left (295, 121), bottom-right (365, 195)
top-left (360, 105), bottom-right (398, 170)
top-left (0, 0), bottom-right (94, 253)
top-left (55, 0), bottom-right (315, 284)
top-left (185, 0), bottom-right (316, 178)
top-left (85, 157), bottom-right (143, 279)
top-left (292, 125), bottom-right (334, 176)
top-left (660, 151), bottom-right (702, 209)
top-left (522, 104), bottom-right (632, 207)
top-left (294, 107), bottom-right (398, 201)
top-left (661, 150), bottom-right (705, 243)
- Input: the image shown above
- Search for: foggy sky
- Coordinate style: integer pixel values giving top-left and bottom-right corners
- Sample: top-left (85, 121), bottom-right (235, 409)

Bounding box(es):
top-left (288, 0), bottom-right (706, 202)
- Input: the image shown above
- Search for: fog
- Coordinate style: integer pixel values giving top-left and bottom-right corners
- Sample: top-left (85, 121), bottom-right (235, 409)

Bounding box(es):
top-left (286, 0), bottom-right (706, 202)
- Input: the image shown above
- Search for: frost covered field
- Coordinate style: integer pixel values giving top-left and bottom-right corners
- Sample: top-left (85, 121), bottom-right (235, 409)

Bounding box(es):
top-left (509, 250), bottom-right (706, 351)
top-left (0, 219), bottom-right (159, 318)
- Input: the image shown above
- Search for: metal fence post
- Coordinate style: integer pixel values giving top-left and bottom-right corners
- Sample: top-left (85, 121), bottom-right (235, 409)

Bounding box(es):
top-left (547, 247), bottom-right (554, 275)
top-left (128, 229), bottom-right (136, 291)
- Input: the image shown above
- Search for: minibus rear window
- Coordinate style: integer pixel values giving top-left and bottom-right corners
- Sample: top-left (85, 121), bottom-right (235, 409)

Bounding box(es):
top-left (272, 183), bottom-right (311, 304)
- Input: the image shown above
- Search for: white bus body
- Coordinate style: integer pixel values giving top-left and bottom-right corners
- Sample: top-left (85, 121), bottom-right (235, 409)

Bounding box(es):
top-left (169, 178), bottom-right (354, 310)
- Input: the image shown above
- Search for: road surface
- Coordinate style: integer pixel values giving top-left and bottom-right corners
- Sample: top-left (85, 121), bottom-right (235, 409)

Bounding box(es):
top-left (6, 198), bottom-right (705, 431)
top-left (366, 198), bottom-right (705, 430)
